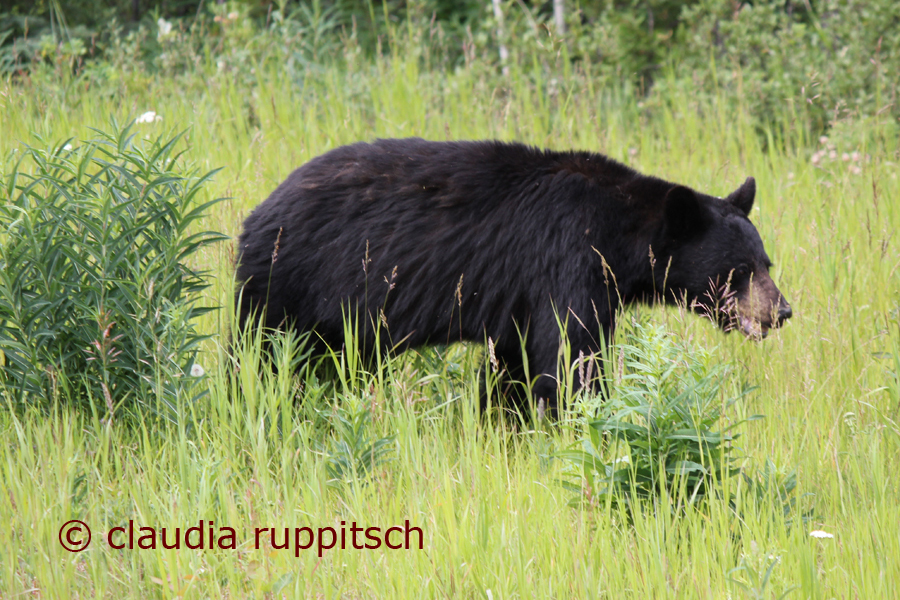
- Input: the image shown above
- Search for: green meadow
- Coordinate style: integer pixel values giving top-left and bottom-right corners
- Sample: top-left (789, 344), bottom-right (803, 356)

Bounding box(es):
top-left (1, 15), bottom-right (899, 599)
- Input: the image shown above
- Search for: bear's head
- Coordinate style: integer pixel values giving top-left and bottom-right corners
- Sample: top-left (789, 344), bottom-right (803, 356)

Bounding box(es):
top-left (656, 177), bottom-right (792, 339)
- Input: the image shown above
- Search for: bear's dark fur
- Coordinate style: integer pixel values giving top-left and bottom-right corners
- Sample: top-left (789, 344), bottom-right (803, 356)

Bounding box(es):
top-left (236, 138), bottom-right (791, 415)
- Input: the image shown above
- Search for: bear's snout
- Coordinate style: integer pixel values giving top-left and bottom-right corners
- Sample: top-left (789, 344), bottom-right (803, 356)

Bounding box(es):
top-left (774, 298), bottom-right (792, 327)
top-left (732, 272), bottom-right (791, 340)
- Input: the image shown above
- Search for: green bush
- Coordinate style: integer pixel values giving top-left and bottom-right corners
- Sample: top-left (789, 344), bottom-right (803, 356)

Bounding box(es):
top-left (0, 123), bottom-right (226, 421)
top-left (321, 402), bottom-right (396, 490)
top-left (559, 317), bottom-right (757, 511)
top-left (671, 0), bottom-right (900, 129)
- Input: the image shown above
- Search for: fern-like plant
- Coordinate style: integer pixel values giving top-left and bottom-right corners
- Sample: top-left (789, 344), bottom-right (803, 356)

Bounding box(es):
top-left (0, 121), bottom-right (226, 421)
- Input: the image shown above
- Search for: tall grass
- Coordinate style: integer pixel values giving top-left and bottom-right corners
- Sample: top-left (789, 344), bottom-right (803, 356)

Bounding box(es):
top-left (2, 30), bottom-right (899, 598)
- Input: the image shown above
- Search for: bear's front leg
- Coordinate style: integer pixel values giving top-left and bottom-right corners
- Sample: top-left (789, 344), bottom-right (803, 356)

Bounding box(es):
top-left (529, 321), bottom-right (608, 418)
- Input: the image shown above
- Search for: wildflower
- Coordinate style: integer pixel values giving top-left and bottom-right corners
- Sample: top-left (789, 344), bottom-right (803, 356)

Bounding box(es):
top-left (809, 530), bottom-right (834, 539)
top-left (842, 153), bottom-right (850, 162)
top-left (228, 11), bottom-right (239, 20)
top-left (63, 143), bottom-right (73, 151)
top-left (136, 111), bottom-right (162, 124)
top-left (819, 135), bottom-right (828, 145)
top-left (851, 151), bottom-right (860, 161)
top-left (157, 18), bottom-right (173, 40)
top-left (190, 364), bottom-right (205, 377)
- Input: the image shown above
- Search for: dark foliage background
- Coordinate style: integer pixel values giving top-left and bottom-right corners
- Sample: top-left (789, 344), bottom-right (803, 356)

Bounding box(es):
top-left (1, 0), bottom-right (898, 133)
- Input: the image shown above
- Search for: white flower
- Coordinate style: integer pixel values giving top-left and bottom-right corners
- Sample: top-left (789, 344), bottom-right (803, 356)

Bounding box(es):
top-left (190, 364), bottom-right (205, 377)
top-left (136, 111), bottom-right (162, 124)
top-left (157, 18), bottom-right (173, 39)
top-left (63, 143), bottom-right (73, 151)
top-left (228, 11), bottom-right (239, 20)
top-left (809, 530), bottom-right (834, 539)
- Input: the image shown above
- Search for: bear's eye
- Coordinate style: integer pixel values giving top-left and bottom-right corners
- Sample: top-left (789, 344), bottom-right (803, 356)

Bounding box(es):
top-left (731, 264), bottom-right (750, 279)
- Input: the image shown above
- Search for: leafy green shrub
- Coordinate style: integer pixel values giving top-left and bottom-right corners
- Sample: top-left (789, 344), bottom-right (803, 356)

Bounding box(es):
top-left (321, 402), bottom-right (395, 490)
top-left (0, 122), bottom-right (226, 421)
top-left (487, 0), bottom-right (900, 130)
top-left (737, 459), bottom-right (811, 528)
top-left (671, 0), bottom-right (900, 130)
top-left (559, 317), bottom-right (757, 510)
top-left (563, 0), bottom-right (687, 84)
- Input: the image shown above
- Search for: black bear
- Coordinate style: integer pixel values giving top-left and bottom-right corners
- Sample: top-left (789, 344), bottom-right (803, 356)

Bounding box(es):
top-left (236, 138), bottom-right (791, 414)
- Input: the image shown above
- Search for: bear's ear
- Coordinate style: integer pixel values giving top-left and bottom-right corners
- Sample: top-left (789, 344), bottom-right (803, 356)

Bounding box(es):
top-left (664, 185), bottom-right (706, 239)
top-left (725, 176), bottom-right (756, 215)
